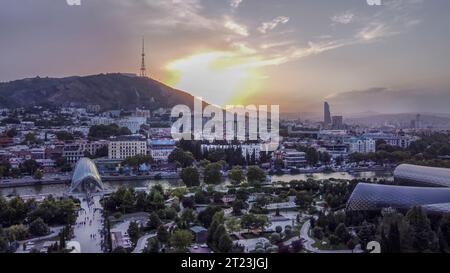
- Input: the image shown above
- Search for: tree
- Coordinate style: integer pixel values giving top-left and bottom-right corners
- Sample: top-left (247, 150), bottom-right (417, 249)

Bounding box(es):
top-left (406, 206), bottom-right (438, 252)
top-left (157, 225), bottom-right (170, 244)
top-left (33, 169), bottom-right (44, 180)
top-left (255, 215), bottom-right (270, 232)
top-left (88, 124), bottom-right (131, 139)
top-left (440, 215), bottom-right (450, 247)
top-left (225, 217), bottom-right (241, 233)
top-left (25, 133), bottom-right (37, 144)
top-left (194, 191), bottom-right (209, 205)
top-left (275, 226), bottom-right (283, 234)
top-left (122, 155), bottom-right (154, 169)
top-left (312, 227), bottom-right (324, 240)
top-left (181, 167), bottom-right (200, 187)
top-left (170, 230), bottom-right (194, 252)
top-left (241, 214), bottom-right (257, 230)
top-left (169, 148), bottom-right (194, 168)
top-left (218, 234), bottom-right (233, 253)
top-left (270, 233), bottom-right (281, 244)
top-left (21, 159), bottom-right (40, 175)
top-left (291, 239), bottom-right (304, 253)
top-left (180, 209), bottom-right (196, 227)
top-left (305, 147), bottom-right (319, 166)
top-left (329, 234), bottom-right (340, 246)
top-left (147, 212), bottom-right (162, 230)
top-left (211, 224), bottom-right (230, 250)
top-left (204, 163), bottom-right (222, 185)
top-left (335, 223), bottom-right (350, 244)
top-left (207, 211), bottom-right (224, 244)
top-left (128, 221), bottom-right (141, 245)
top-left (55, 131), bottom-right (74, 142)
top-left (295, 191), bottom-right (313, 209)
top-left (198, 206), bottom-right (223, 228)
top-left (247, 166), bottom-right (266, 186)
top-left (229, 166), bottom-right (245, 185)
top-left (232, 200), bottom-right (246, 216)
top-left (357, 222), bottom-right (376, 249)
top-left (145, 237), bottom-right (161, 253)
top-left (386, 223), bottom-right (401, 253)
top-left (29, 217), bottom-right (49, 237)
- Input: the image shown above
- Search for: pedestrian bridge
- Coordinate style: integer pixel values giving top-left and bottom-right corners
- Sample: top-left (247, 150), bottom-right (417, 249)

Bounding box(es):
top-left (70, 158), bottom-right (104, 193)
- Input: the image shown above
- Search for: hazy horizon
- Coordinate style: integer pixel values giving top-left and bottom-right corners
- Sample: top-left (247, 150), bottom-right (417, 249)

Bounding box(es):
top-left (1, 0), bottom-right (450, 114)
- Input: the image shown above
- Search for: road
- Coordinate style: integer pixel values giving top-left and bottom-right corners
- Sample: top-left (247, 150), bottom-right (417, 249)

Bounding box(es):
top-left (297, 220), bottom-right (363, 253)
top-left (132, 233), bottom-right (156, 253)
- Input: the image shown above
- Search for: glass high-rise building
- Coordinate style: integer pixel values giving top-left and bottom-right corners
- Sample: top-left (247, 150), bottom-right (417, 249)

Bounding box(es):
top-left (324, 102), bottom-right (331, 126)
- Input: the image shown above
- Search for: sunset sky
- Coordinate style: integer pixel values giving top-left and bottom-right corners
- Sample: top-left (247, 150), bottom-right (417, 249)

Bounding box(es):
top-left (1, 0), bottom-right (450, 114)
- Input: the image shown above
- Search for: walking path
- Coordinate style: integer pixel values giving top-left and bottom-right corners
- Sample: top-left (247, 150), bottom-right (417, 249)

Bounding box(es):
top-left (72, 195), bottom-right (104, 253)
top-left (297, 221), bottom-right (363, 253)
top-left (132, 233), bottom-right (156, 253)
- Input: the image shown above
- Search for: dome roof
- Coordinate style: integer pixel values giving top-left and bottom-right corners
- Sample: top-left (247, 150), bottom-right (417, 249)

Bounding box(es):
top-left (394, 164), bottom-right (450, 188)
top-left (347, 183), bottom-right (450, 211)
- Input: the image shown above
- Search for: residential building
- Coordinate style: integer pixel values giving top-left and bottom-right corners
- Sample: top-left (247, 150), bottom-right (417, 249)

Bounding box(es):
top-left (201, 143), bottom-right (262, 160)
top-left (108, 135), bottom-right (147, 160)
top-left (363, 132), bottom-right (417, 149)
top-left (347, 137), bottom-right (376, 154)
top-left (149, 139), bottom-right (176, 162)
top-left (283, 149), bottom-right (307, 168)
top-left (63, 140), bottom-right (108, 163)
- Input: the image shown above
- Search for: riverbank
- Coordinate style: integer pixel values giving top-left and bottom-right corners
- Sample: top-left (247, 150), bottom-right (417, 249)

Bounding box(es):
top-left (0, 173), bottom-right (179, 189)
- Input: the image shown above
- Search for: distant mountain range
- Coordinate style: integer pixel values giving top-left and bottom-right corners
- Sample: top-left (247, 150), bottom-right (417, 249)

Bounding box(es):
top-left (345, 113), bottom-right (450, 127)
top-left (0, 73), bottom-right (196, 110)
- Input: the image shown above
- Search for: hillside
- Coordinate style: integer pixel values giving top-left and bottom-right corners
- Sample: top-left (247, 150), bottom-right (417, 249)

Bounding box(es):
top-left (0, 73), bottom-right (196, 110)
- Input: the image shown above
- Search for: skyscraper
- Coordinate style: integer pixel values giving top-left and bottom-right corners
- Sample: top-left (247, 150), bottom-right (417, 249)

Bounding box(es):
top-left (324, 102), bottom-right (331, 126)
top-left (415, 114), bottom-right (422, 130)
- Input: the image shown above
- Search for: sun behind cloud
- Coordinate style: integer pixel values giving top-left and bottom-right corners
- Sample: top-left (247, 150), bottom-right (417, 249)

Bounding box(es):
top-left (164, 47), bottom-right (269, 106)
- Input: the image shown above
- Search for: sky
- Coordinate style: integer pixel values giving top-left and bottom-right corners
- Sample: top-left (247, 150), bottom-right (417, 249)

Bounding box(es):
top-left (1, 0), bottom-right (450, 115)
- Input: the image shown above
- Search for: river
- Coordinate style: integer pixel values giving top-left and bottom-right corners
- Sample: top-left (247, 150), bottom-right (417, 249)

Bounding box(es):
top-left (0, 171), bottom-right (393, 197)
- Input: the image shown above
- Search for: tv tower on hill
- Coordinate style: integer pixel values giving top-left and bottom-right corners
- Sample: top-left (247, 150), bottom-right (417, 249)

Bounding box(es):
top-left (140, 37), bottom-right (147, 77)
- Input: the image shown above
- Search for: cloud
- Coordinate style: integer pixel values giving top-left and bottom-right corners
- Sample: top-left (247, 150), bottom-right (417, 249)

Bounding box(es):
top-left (142, 0), bottom-right (216, 30)
top-left (224, 18), bottom-right (249, 36)
top-left (356, 23), bottom-right (394, 41)
top-left (258, 16), bottom-right (290, 34)
top-left (230, 0), bottom-right (243, 9)
top-left (331, 12), bottom-right (355, 25)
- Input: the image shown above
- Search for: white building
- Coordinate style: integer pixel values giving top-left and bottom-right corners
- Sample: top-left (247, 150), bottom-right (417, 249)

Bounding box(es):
top-left (118, 117), bottom-right (146, 134)
top-left (63, 140), bottom-right (109, 163)
top-left (347, 137), bottom-right (376, 154)
top-left (201, 143), bottom-right (262, 160)
top-left (363, 132), bottom-right (417, 149)
top-left (90, 117), bottom-right (115, 126)
top-left (108, 135), bottom-right (147, 160)
top-left (283, 150), bottom-right (307, 168)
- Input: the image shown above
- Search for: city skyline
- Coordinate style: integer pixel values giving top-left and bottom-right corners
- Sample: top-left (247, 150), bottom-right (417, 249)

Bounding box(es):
top-left (1, 0), bottom-right (450, 114)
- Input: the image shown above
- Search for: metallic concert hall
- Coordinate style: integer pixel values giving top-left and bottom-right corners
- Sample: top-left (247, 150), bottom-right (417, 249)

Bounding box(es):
top-left (347, 164), bottom-right (450, 214)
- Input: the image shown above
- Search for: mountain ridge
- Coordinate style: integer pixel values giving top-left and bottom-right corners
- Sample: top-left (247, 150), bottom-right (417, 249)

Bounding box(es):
top-left (0, 73), bottom-right (196, 110)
